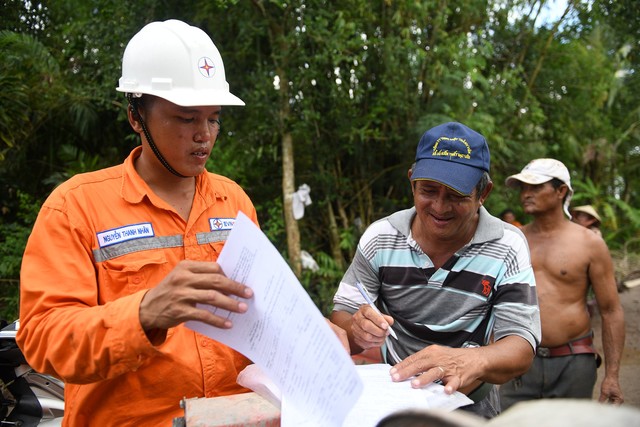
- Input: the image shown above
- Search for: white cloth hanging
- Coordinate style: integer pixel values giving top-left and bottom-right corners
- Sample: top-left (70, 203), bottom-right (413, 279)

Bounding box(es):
top-left (301, 250), bottom-right (319, 272)
top-left (291, 184), bottom-right (312, 220)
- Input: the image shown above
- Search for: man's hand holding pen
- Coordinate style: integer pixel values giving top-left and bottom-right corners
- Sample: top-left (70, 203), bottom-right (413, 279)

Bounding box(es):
top-left (350, 305), bottom-right (396, 350)
top-left (353, 281), bottom-right (398, 345)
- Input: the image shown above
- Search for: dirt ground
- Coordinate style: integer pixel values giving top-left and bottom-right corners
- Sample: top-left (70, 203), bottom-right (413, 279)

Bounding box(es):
top-left (592, 282), bottom-right (640, 407)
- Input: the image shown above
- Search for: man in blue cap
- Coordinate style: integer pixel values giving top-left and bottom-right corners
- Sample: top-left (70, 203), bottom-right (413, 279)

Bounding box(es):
top-left (331, 122), bottom-right (541, 418)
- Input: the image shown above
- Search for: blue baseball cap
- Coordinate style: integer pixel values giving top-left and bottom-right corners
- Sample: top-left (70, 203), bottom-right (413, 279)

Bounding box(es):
top-left (410, 122), bottom-right (490, 196)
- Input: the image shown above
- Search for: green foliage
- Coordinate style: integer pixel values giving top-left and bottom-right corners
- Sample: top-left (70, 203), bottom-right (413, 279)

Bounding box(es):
top-left (1, 0), bottom-right (639, 314)
top-left (0, 224), bottom-right (26, 321)
top-left (0, 191), bottom-right (41, 321)
top-left (570, 178), bottom-right (640, 250)
top-left (299, 251), bottom-right (345, 316)
top-left (0, 30), bottom-right (62, 160)
top-left (255, 197), bottom-right (287, 249)
top-left (42, 144), bottom-right (118, 188)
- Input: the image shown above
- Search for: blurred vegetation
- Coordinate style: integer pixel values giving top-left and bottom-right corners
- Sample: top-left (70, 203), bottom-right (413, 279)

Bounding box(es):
top-left (1, 0), bottom-right (639, 320)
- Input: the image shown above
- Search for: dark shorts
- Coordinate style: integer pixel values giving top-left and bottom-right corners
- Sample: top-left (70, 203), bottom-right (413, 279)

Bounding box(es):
top-left (498, 352), bottom-right (597, 411)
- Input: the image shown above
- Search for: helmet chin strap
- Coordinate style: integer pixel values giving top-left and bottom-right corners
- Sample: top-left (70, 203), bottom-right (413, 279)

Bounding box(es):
top-left (127, 94), bottom-right (187, 178)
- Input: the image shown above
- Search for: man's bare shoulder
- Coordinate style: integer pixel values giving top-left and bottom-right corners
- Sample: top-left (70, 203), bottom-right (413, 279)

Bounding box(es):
top-left (523, 219), bottom-right (600, 241)
top-left (523, 219), bottom-right (610, 264)
top-left (567, 220), bottom-right (611, 254)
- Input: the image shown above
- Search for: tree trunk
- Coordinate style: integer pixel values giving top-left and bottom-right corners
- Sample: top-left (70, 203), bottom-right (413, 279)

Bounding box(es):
top-left (326, 198), bottom-right (345, 271)
top-left (254, 0), bottom-right (302, 278)
top-left (282, 131), bottom-right (302, 277)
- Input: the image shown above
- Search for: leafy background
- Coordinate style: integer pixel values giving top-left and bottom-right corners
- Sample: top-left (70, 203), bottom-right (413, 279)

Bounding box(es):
top-left (1, 0), bottom-right (639, 319)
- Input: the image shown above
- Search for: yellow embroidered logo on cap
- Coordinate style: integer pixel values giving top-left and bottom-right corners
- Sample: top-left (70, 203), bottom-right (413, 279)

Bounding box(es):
top-left (432, 137), bottom-right (472, 160)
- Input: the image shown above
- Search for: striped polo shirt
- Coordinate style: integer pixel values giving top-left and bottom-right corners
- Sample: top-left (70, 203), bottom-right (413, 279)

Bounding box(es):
top-left (333, 206), bottom-right (540, 363)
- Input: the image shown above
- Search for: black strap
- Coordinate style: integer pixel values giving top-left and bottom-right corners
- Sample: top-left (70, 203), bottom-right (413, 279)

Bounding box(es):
top-left (126, 94), bottom-right (187, 178)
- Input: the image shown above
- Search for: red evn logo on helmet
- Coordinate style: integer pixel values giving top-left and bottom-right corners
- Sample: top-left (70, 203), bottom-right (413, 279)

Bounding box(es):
top-left (198, 57), bottom-right (216, 78)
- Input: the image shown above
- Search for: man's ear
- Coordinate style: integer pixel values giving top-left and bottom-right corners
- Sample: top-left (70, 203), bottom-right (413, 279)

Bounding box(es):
top-left (127, 105), bottom-right (143, 133)
top-left (558, 184), bottom-right (569, 200)
top-left (479, 180), bottom-right (493, 204)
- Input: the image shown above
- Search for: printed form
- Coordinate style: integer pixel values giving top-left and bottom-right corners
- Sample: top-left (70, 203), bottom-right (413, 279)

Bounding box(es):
top-left (238, 363), bottom-right (473, 427)
top-left (186, 211), bottom-right (363, 426)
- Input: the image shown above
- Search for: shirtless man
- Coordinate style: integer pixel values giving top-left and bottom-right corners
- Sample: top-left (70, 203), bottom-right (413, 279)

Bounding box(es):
top-left (500, 158), bottom-right (625, 409)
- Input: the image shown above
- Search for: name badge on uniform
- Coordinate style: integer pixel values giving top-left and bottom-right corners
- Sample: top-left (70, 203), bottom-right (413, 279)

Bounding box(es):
top-left (209, 217), bottom-right (235, 231)
top-left (97, 222), bottom-right (155, 248)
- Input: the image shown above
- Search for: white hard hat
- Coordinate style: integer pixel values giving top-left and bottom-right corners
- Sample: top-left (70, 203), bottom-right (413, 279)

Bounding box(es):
top-left (116, 20), bottom-right (244, 107)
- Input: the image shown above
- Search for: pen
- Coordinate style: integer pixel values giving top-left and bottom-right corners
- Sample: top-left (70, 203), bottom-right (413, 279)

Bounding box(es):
top-left (355, 281), bottom-right (398, 340)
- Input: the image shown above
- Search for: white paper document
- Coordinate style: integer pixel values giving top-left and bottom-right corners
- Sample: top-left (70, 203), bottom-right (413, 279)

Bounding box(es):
top-left (186, 211), bottom-right (363, 426)
top-left (344, 364), bottom-right (473, 426)
top-left (239, 363), bottom-right (473, 427)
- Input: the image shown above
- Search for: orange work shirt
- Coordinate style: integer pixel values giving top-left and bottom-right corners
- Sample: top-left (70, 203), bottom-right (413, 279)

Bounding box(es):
top-left (17, 146), bottom-right (257, 426)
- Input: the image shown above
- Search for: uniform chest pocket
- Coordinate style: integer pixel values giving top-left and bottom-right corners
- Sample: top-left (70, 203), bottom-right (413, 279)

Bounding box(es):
top-left (194, 230), bottom-right (227, 261)
top-left (206, 241), bottom-right (225, 260)
top-left (98, 251), bottom-right (169, 303)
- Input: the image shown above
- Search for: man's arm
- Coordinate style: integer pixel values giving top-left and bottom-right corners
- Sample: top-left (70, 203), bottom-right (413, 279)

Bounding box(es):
top-left (389, 224), bottom-right (540, 395)
top-left (389, 335), bottom-right (534, 395)
top-left (590, 237), bottom-right (625, 404)
top-left (17, 197), bottom-right (256, 383)
top-left (16, 206), bottom-right (158, 383)
top-left (330, 310), bottom-right (360, 354)
top-left (331, 242), bottom-right (396, 356)
top-left (325, 318), bottom-right (350, 353)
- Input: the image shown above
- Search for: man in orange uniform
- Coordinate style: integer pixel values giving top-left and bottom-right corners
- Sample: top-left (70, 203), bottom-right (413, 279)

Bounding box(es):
top-left (17, 20), bottom-right (259, 426)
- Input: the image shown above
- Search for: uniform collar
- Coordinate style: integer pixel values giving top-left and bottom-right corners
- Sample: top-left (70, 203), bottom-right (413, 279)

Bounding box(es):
top-left (120, 146), bottom-right (225, 206)
top-left (121, 146), bottom-right (147, 204)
